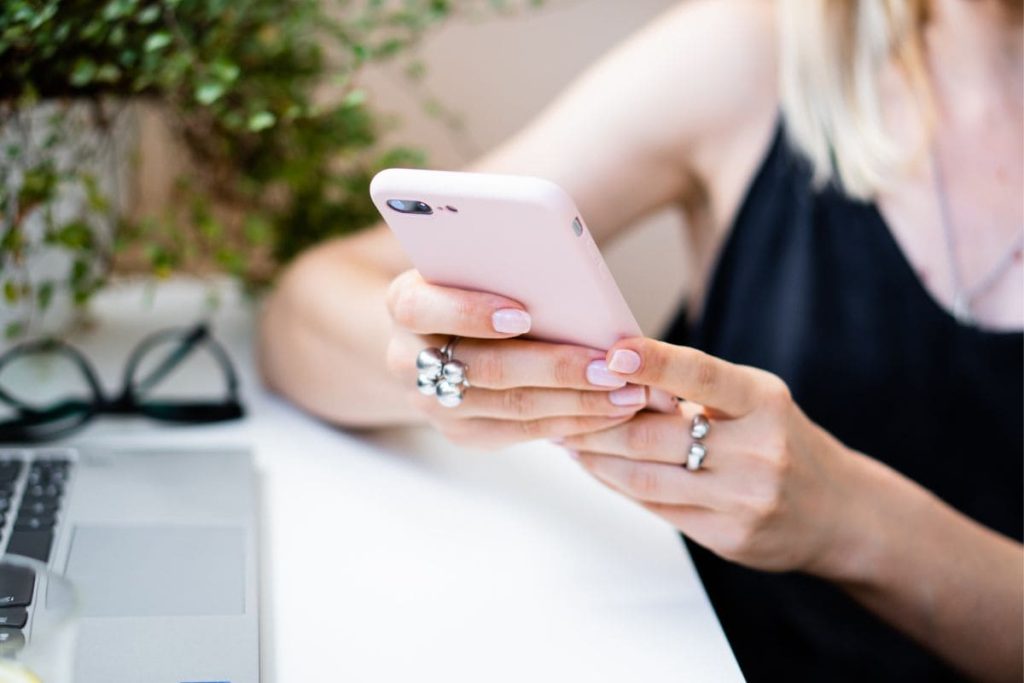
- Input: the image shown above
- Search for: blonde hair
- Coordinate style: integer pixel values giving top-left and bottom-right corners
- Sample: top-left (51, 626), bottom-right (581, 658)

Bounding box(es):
top-left (778, 0), bottom-right (931, 199)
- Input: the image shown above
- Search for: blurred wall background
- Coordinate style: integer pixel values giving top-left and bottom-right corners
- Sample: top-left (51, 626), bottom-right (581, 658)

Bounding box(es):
top-left (359, 0), bottom-right (689, 335)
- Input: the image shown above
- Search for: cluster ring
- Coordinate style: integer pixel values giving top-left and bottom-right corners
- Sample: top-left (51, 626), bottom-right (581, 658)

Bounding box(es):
top-left (416, 336), bottom-right (470, 408)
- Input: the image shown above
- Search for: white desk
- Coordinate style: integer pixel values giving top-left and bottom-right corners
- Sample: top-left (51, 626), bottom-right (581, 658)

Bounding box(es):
top-left (17, 279), bottom-right (743, 682)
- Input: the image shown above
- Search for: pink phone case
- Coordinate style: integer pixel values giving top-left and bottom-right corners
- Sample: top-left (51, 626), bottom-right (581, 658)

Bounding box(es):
top-left (370, 168), bottom-right (642, 350)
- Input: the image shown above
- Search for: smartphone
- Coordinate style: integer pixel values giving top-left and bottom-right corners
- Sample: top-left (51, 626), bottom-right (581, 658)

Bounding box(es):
top-left (370, 168), bottom-right (642, 350)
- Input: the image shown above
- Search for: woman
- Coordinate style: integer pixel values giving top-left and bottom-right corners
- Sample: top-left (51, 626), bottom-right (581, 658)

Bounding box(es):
top-left (259, 0), bottom-right (1023, 680)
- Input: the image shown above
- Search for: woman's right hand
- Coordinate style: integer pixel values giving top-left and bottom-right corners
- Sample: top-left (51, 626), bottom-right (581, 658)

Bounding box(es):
top-left (385, 269), bottom-right (649, 449)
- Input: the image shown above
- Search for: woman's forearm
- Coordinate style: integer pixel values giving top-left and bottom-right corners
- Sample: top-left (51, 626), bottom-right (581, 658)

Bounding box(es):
top-left (820, 449), bottom-right (1023, 683)
top-left (258, 233), bottom-right (422, 427)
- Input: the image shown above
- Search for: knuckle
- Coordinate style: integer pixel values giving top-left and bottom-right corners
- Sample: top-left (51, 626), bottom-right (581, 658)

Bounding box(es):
top-left (625, 465), bottom-right (660, 499)
top-left (642, 345), bottom-right (670, 383)
top-left (693, 355), bottom-right (717, 392)
top-left (472, 349), bottom-right (505, 387)
top-left (435, 419), bottom-right (462, 443)
top-left (722, 525), bottom-right (756, 560)
top-left (552, 349), bottom-right (583, 386)
top-left (749, 488), bottom-right (783, 522)
top-left (760, 375), bottom-right (792, 411)
top-left (579, 390), bottom-right (612, 415)
top-left (501, 388), bottom-right (535, 418)
top-left (436, 418), bottom-right (483, 448)
top-left (762, 434), bottom-right (791, 467)
top-left (453, 295), bottom-right (478, 324)
top-left (386, 278), bottom-right (419, 329)
top-left (516, 418), bottom-right (546, 440)
top-left (414, 394), bottom-right (443, 418)
top-left (625, 419), bottom-right (659, 454)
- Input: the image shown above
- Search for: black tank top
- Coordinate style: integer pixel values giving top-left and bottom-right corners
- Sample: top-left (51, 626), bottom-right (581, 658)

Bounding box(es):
top-left (661, 122), bottom-right (1023, 682)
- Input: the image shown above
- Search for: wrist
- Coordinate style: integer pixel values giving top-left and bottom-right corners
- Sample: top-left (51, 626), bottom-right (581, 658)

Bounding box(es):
top-left (806, 445), bottom-right (904, 586)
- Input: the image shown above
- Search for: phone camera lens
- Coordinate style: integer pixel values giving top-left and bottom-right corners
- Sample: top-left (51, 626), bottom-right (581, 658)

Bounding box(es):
top-left (386, 199), bottom-right (433, 215)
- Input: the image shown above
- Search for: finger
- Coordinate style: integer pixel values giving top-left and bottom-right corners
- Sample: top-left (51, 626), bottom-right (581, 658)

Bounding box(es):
top-left (575, 451), bottom-right (722, 509)
top-left (638, 502), bottom-right (723, 543)
top-left (411, 386), bottom-right (647, 420)
top-left (388, 333), bottom-right (630, 391)
top-left (562, 412), bottom-right (701, 466)
top-left (457, 338), bottom-right (633, 391)
top-left (564, 410), bottom-right (736, 470)
top-left (386, 269), bottom-right (533, 339)
top-left (443, 414), bottom-right (633, 448)
top-left (603, 338), bottom-right (768, 416)
top-left (647, 388), bottom-right (678, 414)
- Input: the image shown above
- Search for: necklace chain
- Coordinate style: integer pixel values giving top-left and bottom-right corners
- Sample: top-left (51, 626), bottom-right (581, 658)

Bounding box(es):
top-left (929, 146), bottom-right (1024, 324)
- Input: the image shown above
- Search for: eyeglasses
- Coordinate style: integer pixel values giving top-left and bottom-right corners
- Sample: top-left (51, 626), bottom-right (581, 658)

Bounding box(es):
top-left (0, 323), bottom-right (245, 443)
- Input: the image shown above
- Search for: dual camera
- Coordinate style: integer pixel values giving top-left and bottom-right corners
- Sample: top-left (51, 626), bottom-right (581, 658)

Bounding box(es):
top-left (386, 199), bottom-right (459, 215)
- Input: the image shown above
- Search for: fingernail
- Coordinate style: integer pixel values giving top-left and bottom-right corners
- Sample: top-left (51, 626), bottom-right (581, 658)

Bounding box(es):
top-left (567, 449), bottom-right (580, 461)
top-left (586, 360), bottom-right (627, 388)
top-left (492, 308), bottom-right (531, 334)
top-left (550, 437), bottom-right (565, 444)
top-left (609, 385), bottom-right (646, 406)
top-left (608, 349), bottom-right (641, 374)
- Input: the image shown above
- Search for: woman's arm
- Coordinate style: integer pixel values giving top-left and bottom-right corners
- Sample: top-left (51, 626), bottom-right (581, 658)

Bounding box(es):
top-left (832, 450), bottom-right (1022, 683)
top-left (258, 0), bottom-right (776, 427)
top-left (561, 338), bottom-right (1023, 682)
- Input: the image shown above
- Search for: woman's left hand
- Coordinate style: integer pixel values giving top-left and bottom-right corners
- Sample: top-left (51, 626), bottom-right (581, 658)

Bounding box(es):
top-left (562, 337), bottom-right (860, 575)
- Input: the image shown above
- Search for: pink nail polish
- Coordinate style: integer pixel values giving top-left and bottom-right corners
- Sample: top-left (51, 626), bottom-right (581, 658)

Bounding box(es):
top-left (608, 349), bottom-right (641, 374)
top-left (492, 309), bottom-right (531, 334)
top-left (609, 385), bottom-right (646, 406)
top-left (586, 360), bottom-right (627, 388)
top-left (567, 449), bottom-right (580, 461)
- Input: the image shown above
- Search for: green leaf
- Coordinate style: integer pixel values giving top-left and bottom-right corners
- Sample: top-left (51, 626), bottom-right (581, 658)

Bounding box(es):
top-left (194, 81), bottom-right (226, 105)
top-left (342, 89), bottom-right (366, 108)
top-left (69, 58), bottom-right (97, 87)
top-left (3, 280), bottom-right (20, 305)
top-left (102, 0), bottom-right (137, 21)
top-left (243, 215), bottom-right (272, 244)
top-left (137, 5), bottom-right (161, 23)
top-left (70, 259), bottom-right (91, 286)
top-left (37, 281), bottom-right (54, 310)
top-left (247, 110), bottom-right (276, 132)
top-left (96, 63), bottom-right (122, 83)
top-left (18, 164), bottom-right (58, 207)
top-left (4, 321), bottom-right (25, 340)
top-left (81, 174), bottom-right (110, 213)
top-left (144, 31), bottom-right (172, 52)
top-left (55, 221), bottom-right (94, 249)
top-left (210, 59), bottom-right (240, 83)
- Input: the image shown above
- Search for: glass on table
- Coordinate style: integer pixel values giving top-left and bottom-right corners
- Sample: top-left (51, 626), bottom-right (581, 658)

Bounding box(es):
top-left (0, 555), bottom-right (77, 683)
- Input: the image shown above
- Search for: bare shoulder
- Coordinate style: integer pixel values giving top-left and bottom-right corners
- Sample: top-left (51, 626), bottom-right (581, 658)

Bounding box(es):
top-left (485, 0), bottom-right (779, 242)
top-left (645, 0), bottom-right (780, 190)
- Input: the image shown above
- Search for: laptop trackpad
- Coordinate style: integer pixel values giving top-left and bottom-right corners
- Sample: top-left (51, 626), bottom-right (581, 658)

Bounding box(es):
top-left (64, 526), bottom-right (245, 617)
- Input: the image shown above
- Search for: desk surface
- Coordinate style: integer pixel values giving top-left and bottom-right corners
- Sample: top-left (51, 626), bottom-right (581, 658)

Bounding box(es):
top-left (17, 279), bottom-right (743, 682)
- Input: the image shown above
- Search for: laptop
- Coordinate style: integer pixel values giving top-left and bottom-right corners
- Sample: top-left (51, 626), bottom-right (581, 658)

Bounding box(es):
top-left (0, 445), bottom-right (260, 682)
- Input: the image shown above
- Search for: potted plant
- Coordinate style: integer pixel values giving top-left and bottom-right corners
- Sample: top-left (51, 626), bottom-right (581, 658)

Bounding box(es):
top-left (0, 0), bottom-right (541, 340)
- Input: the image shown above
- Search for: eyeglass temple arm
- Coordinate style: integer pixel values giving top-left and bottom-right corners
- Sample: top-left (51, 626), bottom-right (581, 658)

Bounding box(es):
top-left (118, 324), bottom-right (241, 400)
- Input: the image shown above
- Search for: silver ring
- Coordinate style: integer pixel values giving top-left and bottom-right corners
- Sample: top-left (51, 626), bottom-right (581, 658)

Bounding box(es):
top-left (690, 414), bottom-right (710, 440)
top-left (685, 442), bottom-right (707, 471)
top-left (416, 336), bottom-right (470, 408)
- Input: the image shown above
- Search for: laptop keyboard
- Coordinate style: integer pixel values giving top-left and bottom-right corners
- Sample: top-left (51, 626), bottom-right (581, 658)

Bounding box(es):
top-left (0, 449), bottom-right (74, 653)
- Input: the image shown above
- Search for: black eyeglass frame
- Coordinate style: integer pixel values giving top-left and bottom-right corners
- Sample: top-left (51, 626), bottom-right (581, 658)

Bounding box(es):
top-left (0, 323), bottom-right (245, 443)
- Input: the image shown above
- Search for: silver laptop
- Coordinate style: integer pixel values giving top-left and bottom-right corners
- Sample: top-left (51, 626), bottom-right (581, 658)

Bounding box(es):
top-left (0, 445), bottom-right (260, 682)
